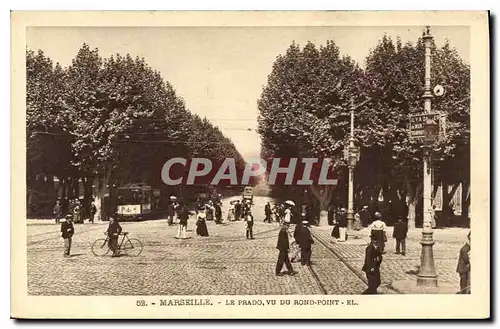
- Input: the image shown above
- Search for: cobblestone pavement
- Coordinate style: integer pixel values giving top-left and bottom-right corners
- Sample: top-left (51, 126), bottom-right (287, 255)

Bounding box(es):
top-left (28, 217), bottom-right (359, 295)
top-left (311, 226), bottom-right (463, 293)
top-left (27, 198), bottom-right (465, 295)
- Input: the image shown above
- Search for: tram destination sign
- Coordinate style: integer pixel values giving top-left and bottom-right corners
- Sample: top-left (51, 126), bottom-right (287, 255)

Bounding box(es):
top-left (409, 112), bottom-right (440, 141)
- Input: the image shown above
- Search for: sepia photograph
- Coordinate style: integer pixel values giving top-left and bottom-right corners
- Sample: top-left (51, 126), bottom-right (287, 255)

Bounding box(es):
top-left (11, 10), bottom-right (490, 319)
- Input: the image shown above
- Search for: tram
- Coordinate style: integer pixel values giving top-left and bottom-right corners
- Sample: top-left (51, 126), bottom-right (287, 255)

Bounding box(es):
top-left (115, 183), bottom-right (161, 221)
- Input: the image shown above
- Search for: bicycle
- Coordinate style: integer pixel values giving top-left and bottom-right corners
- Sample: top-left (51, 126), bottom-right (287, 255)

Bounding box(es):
top-left (91, 232), bottom-right (143, 257)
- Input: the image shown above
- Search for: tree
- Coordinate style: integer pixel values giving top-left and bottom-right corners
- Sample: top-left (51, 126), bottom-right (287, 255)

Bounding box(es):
top-left (27, 44), bottom-right (246, 218)
top-left (257, 41), bottom-right (366, 224)
top-left (26, 49), bottom-right (74, 214)
top-left (360, 35), bottom-right (470, 227)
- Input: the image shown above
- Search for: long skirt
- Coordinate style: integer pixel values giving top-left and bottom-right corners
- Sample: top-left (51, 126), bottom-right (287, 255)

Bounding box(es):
top-left (331, 225), bottom-right (340, 239)
top-left (196, 221), bottom-right (209, 237)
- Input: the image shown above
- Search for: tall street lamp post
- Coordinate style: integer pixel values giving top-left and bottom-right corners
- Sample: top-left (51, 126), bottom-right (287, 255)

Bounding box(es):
top-left (345, 107), bottom-right (360, 231)
top-left (391, 26), bottom-right (454, 293)
top-left (417, 26), bottom-right (438, 287)
top-left (416, 26), bottom-right (439, 286)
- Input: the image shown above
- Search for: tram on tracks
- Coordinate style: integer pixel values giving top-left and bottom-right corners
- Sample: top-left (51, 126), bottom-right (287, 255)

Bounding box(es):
top-left (115, 183), bottom-right (161, 221)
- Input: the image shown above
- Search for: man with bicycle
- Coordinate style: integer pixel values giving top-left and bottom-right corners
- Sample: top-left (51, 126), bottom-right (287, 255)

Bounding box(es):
top-left (107, 215), bottom-right (123, 257)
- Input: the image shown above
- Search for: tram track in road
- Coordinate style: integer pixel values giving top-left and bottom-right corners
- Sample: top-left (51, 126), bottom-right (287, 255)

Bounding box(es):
top-left (27, 224), bottom-right (108, 246)
top-left (310, 231), bottom-right (400, 295)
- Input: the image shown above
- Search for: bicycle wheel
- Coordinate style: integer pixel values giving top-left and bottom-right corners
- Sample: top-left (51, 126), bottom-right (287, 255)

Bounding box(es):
top-left (91, 238), bottom-right (110, 256)
top-left (122, 238), bottom-right (143, 257)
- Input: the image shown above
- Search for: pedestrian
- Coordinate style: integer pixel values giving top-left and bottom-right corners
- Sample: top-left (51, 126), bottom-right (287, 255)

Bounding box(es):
top-left (60, 214), bottom-right (74, 257)
top-left (331, 217), bottom-right (340, 241)
top-left (264, 201), bottom-right (272, 223)
top-left (107, 216), bottom-right (122, 257)
top-left (362, 232), bottom-right (383, 294)
top-left (297, 220), bottom-right (314, 266)
top-left (327, 204), bottom-right (335, 226)
top-left (393, 217), bottom-right (408, 255)
top-left (53, 200), bottom-right (62, 224)
top-left (300, 203), bottom-right (307, 223)
top-left (290, 220), bottom-right (303, 263)
top-left (283, 200), bottom-right (295, 225)
top-left (234, 200), bottom-right (241, 221)
top-left (176, 203), bottom-right (189, 239)
top-left (214, 202), bottom-right (222, 224)
top-left (72, 201), bottom-right (81, 224)
top-left (89, 201), bottom-right (97, 224)
top-left (338, 208), bottom-right (348, 242)
top-left (196, 212), bottom-right (209, 237)
top-left (359, 205), bottom-right (371, 227)
top-left (456, 231), bottom-right (471, 294)
top-left (245, 210), bottom-right (254, 239)
top-left (369, 212), bottom-right (387, 253)
top-left (241, 200), bottom-right (250, 219)
top-left (167, 200), bottom-right (175, 226)
top-left (206, 201), bottom-right (214, 221)
top-left (275, 222), bottom-right (297, 277)
top-left (227, 201), bottom-right (235, 221)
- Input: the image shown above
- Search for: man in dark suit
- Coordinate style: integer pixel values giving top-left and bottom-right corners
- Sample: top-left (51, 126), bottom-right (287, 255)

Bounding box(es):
top-left (362, 232), bottom-right (383, 294)
top-left (107, 216), bottom-right (123, 257)
top-left (456, 231), bottom-right (471, 294)
top-left (393, 217), bottom-right (408, 255)
top-left (264, 202), bottom-right (272, 223)
top-left (60, 214), bottom-right (74, 257)
top-left (297, 220), bottom-right (314, 266)
top-left (275, 223), bottom-right (297, 276)
top-left (234, 200), bottom-right (242, 221)
top-left (359, 206), bottom-right (371, 227)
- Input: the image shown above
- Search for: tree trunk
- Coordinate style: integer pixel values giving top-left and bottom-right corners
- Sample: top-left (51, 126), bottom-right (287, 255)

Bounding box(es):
top-left (94, 174), bottom-right (109, 221)
top-left (407, 200), bottom-right (416, 229)
top-left (309, 185), bottom-right (334, 226)
top-left (405, 179), bottom-right (421, 229)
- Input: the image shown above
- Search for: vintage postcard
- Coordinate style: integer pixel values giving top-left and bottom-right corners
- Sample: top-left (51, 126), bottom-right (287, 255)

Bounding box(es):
top-left (11, 11), bottom-right (490, 319)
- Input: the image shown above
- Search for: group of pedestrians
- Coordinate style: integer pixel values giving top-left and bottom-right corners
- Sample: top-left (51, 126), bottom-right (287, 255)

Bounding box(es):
top-left (53, 198), bottom-right (97, 224)
top-left (275, 201), bottom-right (314, 276)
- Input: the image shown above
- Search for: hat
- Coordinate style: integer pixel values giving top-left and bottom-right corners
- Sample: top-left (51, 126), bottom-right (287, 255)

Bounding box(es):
top-left (65, 214), bottom-right (72, 219)
top-left (375, 212), bottom-right (382, 218)
top-left (363, 206), bottom-right (368, 209)
top-left (284, 200), bottom-right (295, 207)
top-left (302, 220), bottom-right (309, 225)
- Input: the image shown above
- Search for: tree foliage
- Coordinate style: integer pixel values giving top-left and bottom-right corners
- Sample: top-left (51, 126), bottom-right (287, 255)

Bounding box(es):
top-left (26, 44), bottom-right (245, 217)
top-left (258, 34), bottom-right (470, 224)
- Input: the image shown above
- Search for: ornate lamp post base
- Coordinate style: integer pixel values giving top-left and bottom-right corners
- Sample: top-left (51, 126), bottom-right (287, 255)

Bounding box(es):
top-left (417, 231), bottom-right (438, 287)
top-left (391, 280), bottom-right (456, 294)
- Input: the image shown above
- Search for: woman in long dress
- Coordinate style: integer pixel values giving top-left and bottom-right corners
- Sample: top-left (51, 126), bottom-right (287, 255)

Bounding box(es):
top-left (331, 218), bottom-right (340, 240)
top-left (196, 212), bottom-right (209, 237)
top-left (227, 202), bottom-right (235, 221)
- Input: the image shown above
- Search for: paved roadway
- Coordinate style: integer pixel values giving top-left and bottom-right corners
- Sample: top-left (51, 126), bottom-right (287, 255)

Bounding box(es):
top-left (27, 196), bottom-right (463, 295)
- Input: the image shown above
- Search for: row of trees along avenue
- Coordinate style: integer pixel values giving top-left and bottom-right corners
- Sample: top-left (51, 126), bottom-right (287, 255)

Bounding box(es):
top-left (27, 44), bottom-right (245, 220)
top-left (257, 35), bottom-right (470, 228)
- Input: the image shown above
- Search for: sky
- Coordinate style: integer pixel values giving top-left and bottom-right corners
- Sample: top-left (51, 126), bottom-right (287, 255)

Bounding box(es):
top-left (27, 26), bottom-right (470, 160)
